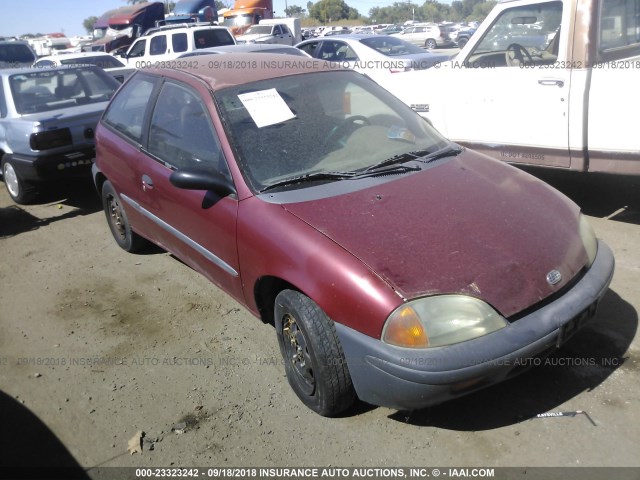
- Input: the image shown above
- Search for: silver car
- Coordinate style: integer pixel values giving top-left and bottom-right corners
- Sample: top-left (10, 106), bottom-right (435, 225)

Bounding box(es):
top-left (391, 24), bottom-right (456, 49)
top-left (0, 65), bottom-right (120, 203)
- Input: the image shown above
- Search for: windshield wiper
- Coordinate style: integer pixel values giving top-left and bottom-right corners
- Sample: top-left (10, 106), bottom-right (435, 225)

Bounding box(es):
top-left (364, 149), bottom-right (432, 172)
top-left (418, 145), bottom-right (464, 163)
top-left (260, 171), bottom-right (359, 193)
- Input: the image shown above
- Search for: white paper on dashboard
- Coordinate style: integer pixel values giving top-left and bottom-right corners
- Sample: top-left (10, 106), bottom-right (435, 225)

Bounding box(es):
top-left (237, 88), bottom-right (296, 128)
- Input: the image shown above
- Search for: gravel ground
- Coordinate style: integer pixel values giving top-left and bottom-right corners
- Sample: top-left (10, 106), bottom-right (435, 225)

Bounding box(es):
top-left (0, 170), bottom-right (639, 478)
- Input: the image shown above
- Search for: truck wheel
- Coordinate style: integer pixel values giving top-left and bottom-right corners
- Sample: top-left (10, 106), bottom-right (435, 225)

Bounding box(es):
top-left (1, 157), bottom-right (35, 204)
top-left (275, 289), bottom-right (356, 416)
top-left (425, 39), bottom-right (437, 49)
top-left (457, 37), bottom-right (468, 49)
top-left (101, 180), bottom-right (148, 252)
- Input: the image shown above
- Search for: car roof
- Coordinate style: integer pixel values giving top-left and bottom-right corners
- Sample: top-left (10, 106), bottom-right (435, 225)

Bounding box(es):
top-left (141, 52), bottom-right (344, 91)
top-left (36, 52), bottom-right (114, 62)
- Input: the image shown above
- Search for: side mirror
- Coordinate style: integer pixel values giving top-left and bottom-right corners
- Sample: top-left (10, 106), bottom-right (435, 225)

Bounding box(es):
top-left (170, 166), bottom-right (236, 197)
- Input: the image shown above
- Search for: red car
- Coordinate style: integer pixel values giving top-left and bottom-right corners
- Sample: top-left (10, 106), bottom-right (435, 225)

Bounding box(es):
top-left (93, 54), bottom-right (614, 416)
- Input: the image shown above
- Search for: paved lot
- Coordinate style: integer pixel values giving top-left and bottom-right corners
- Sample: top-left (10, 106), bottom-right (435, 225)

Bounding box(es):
top-left (0, 168), bottom-right (639, 474)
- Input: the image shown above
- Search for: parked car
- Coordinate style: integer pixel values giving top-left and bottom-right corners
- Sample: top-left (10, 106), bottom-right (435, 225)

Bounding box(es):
top-left (33, 52), bottom-right (135, 83)
top-left (454, 27), bottom-right (476, 48)
top-left (93, 53), bottom-right (614, 416)
top-left (391, 23), bottom-right (455, 49)
top-left (236, 24), bottom-right (295, 45)
top-left (120, 23), bottom-right (235, 66)
top-left (376, 24), bottom-right (404, 35)
top-left (0, 65), bottom-right (121, 203)
top-left (295, 35), bottom-right (449, 90)
top-left (178, 43), bottom-right (310, 57)
top-left (0, 41), bottom-right (37, 69)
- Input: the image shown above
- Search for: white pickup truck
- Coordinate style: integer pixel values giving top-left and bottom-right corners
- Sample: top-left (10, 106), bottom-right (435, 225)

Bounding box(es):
top-left (386, 0), bottom-right (640, 175)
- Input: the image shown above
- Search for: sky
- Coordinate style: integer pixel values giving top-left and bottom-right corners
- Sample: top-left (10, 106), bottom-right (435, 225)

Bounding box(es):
top-left (0, 0), bottom-right (419, 38)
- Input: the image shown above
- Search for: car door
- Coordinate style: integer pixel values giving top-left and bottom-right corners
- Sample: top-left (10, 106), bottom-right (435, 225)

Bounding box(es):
top-left (441, 0), bottom-right (570, 168)
top-left (134, 78), bottom-right (242, 298)
top-left (274, 25), bottom-right (292, 45)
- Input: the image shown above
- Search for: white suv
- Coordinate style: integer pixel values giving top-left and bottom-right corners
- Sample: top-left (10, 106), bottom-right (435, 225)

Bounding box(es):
top-left (121, 23), bottom-right (236, 67)
top-left (391, 24), bottom-right (455, 49)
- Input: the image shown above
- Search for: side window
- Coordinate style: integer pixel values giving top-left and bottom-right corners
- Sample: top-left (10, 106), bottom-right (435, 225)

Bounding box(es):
top-left (335, 42), bottom-right (359, 61)
top-left (150, 35), bottom-right (167, 56)
top-left (298, 41), bottom-right (319, 57)
top-left (274, 25), bottom-right (282, 35)
top-left (103, 74), bottom-right (155, 143)
top-left (127, 39), bottom-right (147, 58)
top-left (194, 29), bottom-right (235, 49)
top-left (148, 82), bottom-right (228, 176)
top-left (599, 0), bottom-right (640, 60)
top-left (172, 33), bottom-right (188, 53)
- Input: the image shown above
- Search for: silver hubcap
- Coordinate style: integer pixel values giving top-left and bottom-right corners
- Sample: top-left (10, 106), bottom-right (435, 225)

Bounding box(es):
top-left (3, 163), bottom-right (20, 198)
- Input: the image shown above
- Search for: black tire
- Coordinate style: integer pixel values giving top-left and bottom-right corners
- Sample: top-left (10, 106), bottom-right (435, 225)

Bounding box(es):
top-left (425, 39), bottom-right (437, 49)
top-left (274, 289), bottom-right (356, 416)
top-left (101, 180), bottom-right (148, 252)
top-left (1, 157), bottom-right (35, 204)
top-left (457, 37), bottom-right (468, 49)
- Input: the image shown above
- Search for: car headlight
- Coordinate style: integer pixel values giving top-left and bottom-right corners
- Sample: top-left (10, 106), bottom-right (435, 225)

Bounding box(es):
top-left (382, 295), bottom-right (508, 348)
top-left (579, 214), bottom-right (598, 267)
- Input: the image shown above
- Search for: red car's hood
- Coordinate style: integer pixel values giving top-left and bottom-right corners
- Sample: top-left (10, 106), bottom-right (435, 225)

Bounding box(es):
top-left (283, 152), bottom-right (588, 317)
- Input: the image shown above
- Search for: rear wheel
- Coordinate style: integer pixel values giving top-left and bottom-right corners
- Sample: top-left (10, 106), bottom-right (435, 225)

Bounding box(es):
top-left (275, 289), bottom-right (356, 416)
top-left (457, 37), bottom-right (468, 49)
top-left (2, 157), bottom-right (35, 204)
top-left (101, 180), bottom-right (148, 252)
top-left (425, 39), bottom-right (437, 49)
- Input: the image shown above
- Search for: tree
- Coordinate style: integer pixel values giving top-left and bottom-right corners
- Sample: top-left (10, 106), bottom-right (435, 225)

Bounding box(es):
top-left (309, 0), bottom-right (359, 22)
top-left (215, 0), bottom-right (229, 10)
top-left (284, 5), bottom-right (306, 17)
top-left (83, 16), bottom-right (99, 34)
top-left (469, 0), bottom-right (496, 20)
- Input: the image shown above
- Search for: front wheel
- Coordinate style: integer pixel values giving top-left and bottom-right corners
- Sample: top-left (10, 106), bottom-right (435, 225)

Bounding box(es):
top-left (2, 157), bottom-right (35, 204)
top-left (275, 289), bottom-right (356, 416)
top-left (425, 39), bottom-right (437, 49)
top-left (457, 37), bottom-right (468, 49)
top-left (101, 180), bottom-right (148, 252)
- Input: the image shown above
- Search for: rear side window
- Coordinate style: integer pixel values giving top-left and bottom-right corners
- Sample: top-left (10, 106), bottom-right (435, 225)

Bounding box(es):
top-left (194, 29), bottom-right (235, 49)
top-left (599, 0), bottom-right (640, 59)
top-left (172, 33), bottom-right (188, 53)
top-left (103, 74), bottom-right (156, 143)
top-left (150, 35), bottom-right (168, 56)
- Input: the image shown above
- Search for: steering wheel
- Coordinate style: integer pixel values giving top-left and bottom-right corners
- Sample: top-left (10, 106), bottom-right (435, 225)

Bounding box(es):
top-left (505, 43), bottom-right (534, 66)
top-left (323, 115), bottom-right (371, 151)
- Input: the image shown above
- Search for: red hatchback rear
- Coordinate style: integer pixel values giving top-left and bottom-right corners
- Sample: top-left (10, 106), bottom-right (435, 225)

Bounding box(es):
top-left (93, 54), bottom-right (614, 416)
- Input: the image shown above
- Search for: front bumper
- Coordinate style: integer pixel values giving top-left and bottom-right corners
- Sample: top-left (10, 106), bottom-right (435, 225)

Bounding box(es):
top-left (335, 240), bottom-right (615, 410)
top-left (8, 149), bottom-right (95, 183)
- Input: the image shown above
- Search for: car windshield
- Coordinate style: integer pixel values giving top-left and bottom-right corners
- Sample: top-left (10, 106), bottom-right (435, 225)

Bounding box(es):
top-left (10, 68), bottom-right (118, 114)
top-left (359, 36), bottom-right (426, 56)
top-left (0, 43), bottom-right (35, 63)
top-left (245, 26), bottom-right (273, 35)
top-left (216, 70), bottom-right (449, 193)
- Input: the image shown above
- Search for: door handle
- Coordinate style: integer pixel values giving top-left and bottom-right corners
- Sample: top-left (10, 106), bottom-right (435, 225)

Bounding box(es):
top-left (142, 174), bottom-right (154, 191)
top-left (538, 78), bottom-right (564, 87)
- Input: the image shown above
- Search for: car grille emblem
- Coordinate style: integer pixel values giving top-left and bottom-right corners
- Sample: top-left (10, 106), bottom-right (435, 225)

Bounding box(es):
top-left (546, 269), bottom-right (562, 286)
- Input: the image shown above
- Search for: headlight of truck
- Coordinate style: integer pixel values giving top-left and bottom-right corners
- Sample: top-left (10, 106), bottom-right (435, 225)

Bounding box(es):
top-left (382, 295), bottom-right (508, 348)
top-left (579, 214), bottom-right (598, 267)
